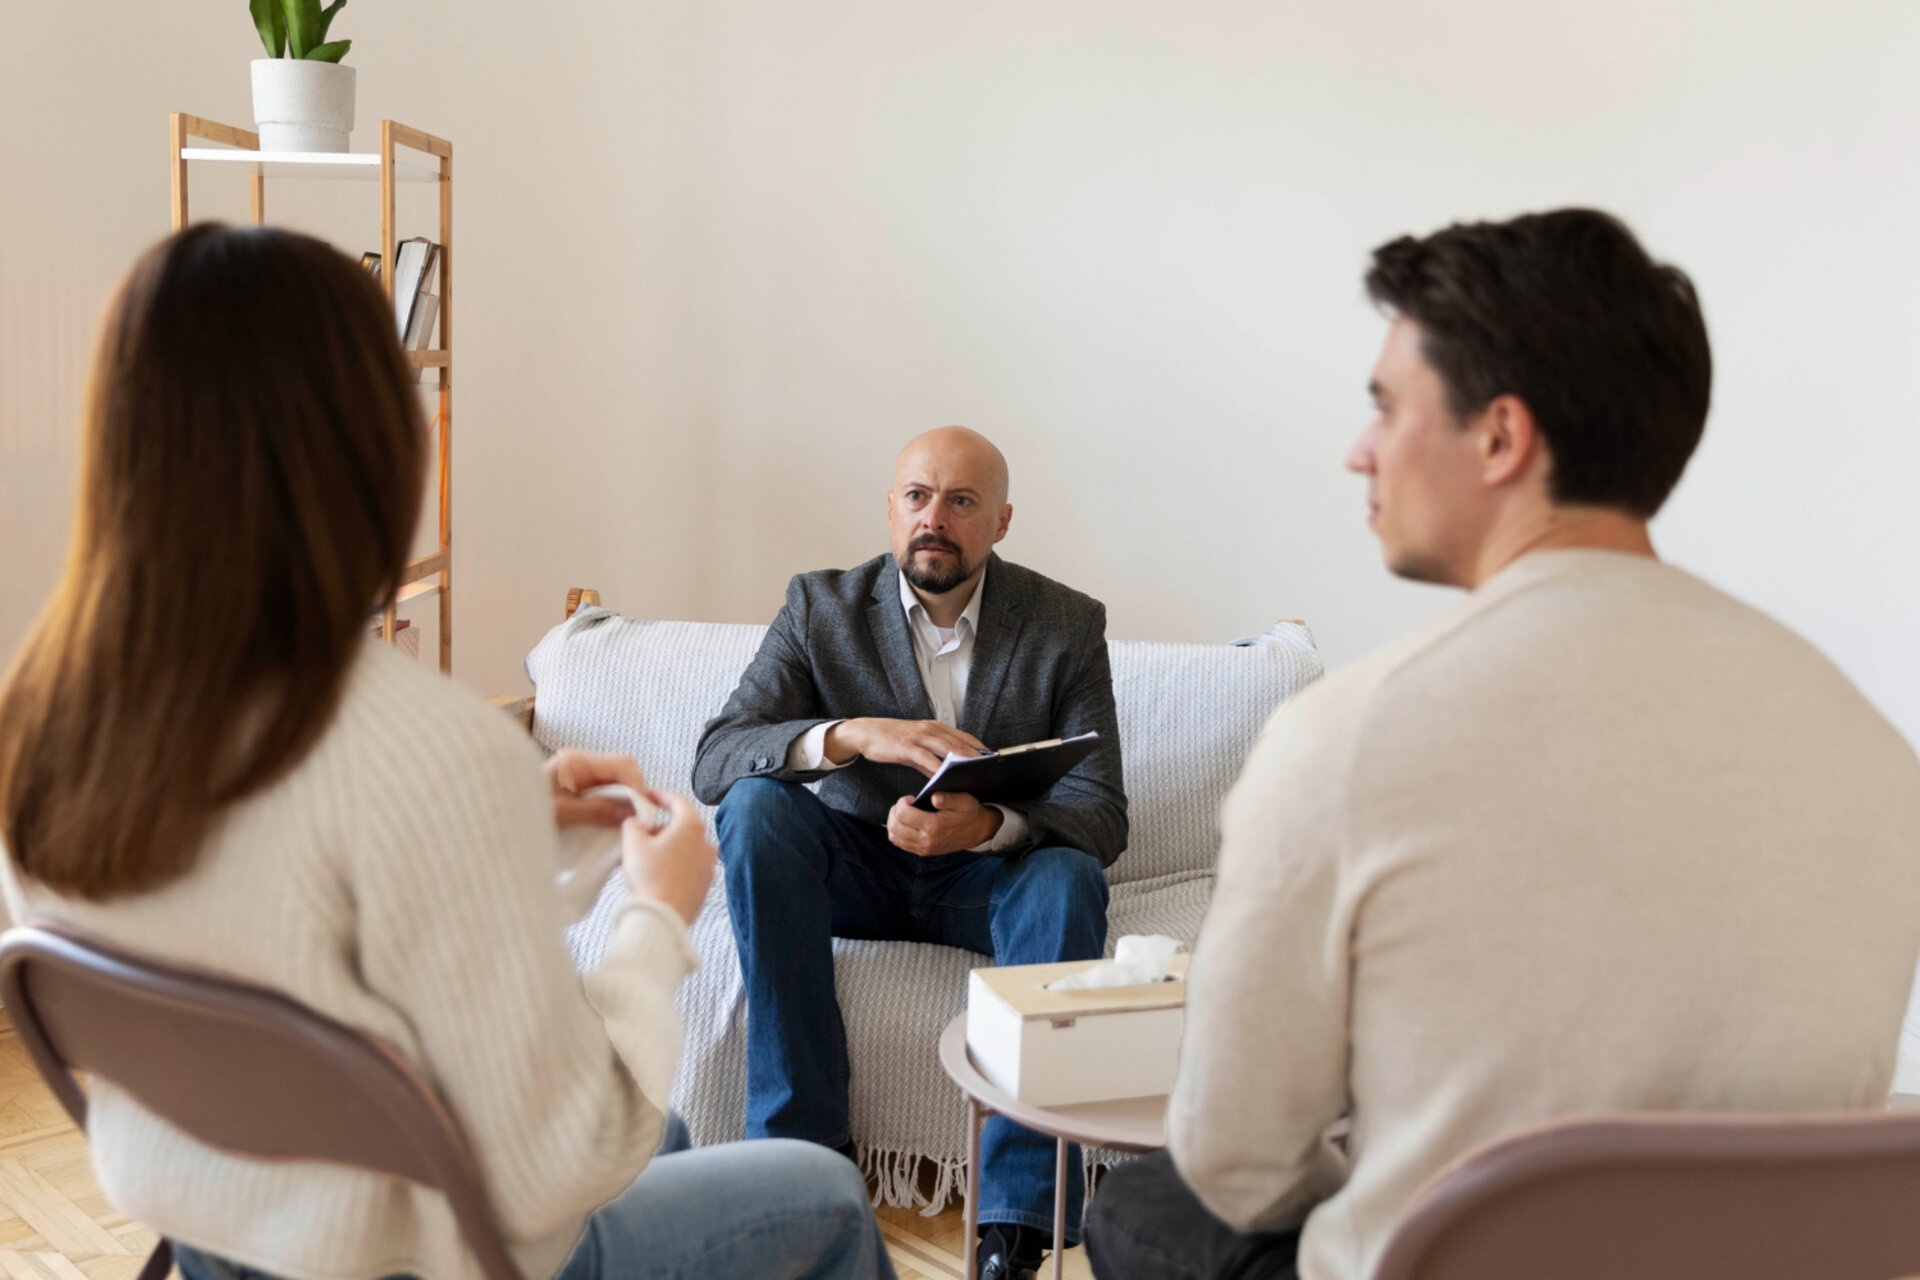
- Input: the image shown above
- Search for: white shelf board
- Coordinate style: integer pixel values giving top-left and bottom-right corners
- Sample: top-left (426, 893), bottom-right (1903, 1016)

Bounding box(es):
top-left (180, 147), bottom-right (439, 183)
top-left (395, 580), bottom-right (442, 607)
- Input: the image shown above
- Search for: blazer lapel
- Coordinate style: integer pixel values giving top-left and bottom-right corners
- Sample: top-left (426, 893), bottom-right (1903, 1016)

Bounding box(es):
top-left (867, 572), bottom-right (936, 720)
top-left (960, 555), bottom-right (1023, 740)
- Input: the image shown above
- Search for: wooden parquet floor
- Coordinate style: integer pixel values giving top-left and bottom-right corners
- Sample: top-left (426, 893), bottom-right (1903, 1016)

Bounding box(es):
top-left (0, 1027), bottom-right (158, 1278)
top-left (876, 1199), bottom-right (1093, 1280)
top-left (0, 1021), bottom-right (1089, 1280)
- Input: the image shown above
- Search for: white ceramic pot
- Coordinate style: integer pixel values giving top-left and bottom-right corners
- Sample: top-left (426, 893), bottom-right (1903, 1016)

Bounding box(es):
top-left (250, 59), bottom-right (356, 153)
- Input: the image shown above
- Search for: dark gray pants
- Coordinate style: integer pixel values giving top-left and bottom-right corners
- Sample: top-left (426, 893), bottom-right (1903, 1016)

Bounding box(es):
top-left (1086, 1150), bottom-right (1302, 1280)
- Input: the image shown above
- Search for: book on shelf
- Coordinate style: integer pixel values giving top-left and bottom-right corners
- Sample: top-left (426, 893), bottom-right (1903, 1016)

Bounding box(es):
top-left (363, 240), bottom-right (441, 368)
top-left (405, 293), bottom-right (440, 381)
top-left (405, 293), bottom-right (439, 348)
top-left (391, 237), bottom-right (439, 340)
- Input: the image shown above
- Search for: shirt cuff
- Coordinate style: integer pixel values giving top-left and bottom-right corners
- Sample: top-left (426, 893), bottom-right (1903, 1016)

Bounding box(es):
top-left (786, 720), bottom-right (849, 773)
top-left (973, 805), bottom-right (1029, 853)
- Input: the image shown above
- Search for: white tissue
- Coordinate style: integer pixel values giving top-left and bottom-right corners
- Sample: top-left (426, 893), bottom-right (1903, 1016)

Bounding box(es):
top-left (1045, 934), bottom-right (1184, 991)
top-left (553, 784), bottom-right (650, 920)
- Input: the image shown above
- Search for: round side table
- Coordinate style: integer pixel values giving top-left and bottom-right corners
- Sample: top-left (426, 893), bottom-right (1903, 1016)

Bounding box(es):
top-left (937, 1014), bottom-right (1167, 1280)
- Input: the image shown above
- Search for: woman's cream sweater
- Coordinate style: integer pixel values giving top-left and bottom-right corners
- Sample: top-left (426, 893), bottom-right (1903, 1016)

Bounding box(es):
top-left (1, 646), bottom-right (698, 1280)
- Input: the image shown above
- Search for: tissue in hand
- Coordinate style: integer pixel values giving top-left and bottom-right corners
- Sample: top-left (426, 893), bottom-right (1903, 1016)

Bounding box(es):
top-left (552, 783), bottom-right (654, 920)
top-left (1045, 934), bottom-right (1184, 991)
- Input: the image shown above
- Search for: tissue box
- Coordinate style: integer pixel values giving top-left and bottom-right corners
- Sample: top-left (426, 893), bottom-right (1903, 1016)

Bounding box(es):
top-left (965, 954), bottom-right (1190, 1106)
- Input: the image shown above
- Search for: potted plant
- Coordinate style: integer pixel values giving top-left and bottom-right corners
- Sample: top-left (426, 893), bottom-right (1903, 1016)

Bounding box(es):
top-left (249, 0), bottom-right (355, 153)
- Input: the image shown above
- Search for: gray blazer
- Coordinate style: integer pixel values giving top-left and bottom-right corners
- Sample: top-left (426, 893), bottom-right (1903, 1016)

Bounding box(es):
top-left (692, 552), bottom-right (1129, 867)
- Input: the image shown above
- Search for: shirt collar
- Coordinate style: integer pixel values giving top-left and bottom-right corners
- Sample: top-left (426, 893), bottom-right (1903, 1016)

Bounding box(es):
top-left (898, 564), bottom-right (986, 637)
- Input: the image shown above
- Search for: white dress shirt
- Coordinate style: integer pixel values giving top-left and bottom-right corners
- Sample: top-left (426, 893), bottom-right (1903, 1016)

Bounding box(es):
top-left (786, 568), bottom-right (1029, 853)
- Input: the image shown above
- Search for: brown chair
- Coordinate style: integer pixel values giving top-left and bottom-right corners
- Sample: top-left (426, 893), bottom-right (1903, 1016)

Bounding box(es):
top-left (1371, 1109), bottom-right (1920, 1280)
top-left (0, 923), bottom-right (522, 1280)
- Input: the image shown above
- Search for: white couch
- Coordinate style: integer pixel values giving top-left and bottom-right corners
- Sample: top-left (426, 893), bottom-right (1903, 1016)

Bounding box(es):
top-left (525, 607), bottom-right (1322, 1212)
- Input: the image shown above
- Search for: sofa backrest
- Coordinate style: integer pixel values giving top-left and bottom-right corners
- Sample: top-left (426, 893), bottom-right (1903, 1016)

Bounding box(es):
top-left (1105, 624), bottom-right (1322, 882)
top-left (525, 609), bottom-right (1321, 886)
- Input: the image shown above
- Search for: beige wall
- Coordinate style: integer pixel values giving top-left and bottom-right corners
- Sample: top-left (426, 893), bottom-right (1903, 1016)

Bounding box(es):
top-left (684, 1), bottom-right (1920, 751)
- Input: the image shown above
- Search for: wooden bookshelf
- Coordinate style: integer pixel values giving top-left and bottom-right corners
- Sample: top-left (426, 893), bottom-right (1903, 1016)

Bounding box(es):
top-left (169, 112), bottom-right (456, 674)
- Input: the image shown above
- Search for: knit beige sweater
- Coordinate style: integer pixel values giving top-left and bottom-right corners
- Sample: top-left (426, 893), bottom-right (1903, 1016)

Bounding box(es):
top-left (1170, 550), bottom-right (1920, 1280)
top-left (1, 646), bottom-right (698, 1280)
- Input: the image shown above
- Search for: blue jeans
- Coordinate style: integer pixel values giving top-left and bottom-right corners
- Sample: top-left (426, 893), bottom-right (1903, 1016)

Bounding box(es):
top-left (717, 777), bottom-right (1110, 1244)
top-left (173, 1114), bottom-right (896, 1280)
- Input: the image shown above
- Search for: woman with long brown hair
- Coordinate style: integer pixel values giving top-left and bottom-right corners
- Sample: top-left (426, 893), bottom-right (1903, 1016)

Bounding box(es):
top-left (0, 224), bottom-right (893, 1280)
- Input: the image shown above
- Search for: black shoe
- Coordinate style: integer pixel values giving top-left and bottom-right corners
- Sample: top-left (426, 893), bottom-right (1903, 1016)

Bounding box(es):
top-left (976, 1225), bottom-right (1045, 1280)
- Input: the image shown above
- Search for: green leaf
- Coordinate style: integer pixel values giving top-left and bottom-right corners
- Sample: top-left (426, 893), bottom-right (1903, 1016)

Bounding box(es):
top-left (316, 0), bottom-right (346, 43)
top-left (305, 39), bottom-right (351, 63)
top-left (280, 0), bottom-right (315, 60)
top-left (249, 0), bottom-right (286, 57)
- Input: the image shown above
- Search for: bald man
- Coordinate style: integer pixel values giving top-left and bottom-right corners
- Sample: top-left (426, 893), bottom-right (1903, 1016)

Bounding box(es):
top-left (694, 428), bottom-right (1128, 1280)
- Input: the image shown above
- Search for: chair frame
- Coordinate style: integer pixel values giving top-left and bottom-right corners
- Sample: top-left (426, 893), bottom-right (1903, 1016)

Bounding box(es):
top-left (0, 924), bottom-right (523, 1280)
top-left (1372, 1109), bottom-right (1920, 1280)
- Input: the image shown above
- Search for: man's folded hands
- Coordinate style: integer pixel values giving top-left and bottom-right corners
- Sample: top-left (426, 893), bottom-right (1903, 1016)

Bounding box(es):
top-left (887, 790), bottom-right (1003, 857)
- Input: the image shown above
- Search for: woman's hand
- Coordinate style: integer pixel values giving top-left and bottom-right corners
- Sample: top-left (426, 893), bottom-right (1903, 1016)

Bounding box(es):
top-left (620, 791), bottom-right (717, 926)
top-left (545, 749), bottom-right (648, 830)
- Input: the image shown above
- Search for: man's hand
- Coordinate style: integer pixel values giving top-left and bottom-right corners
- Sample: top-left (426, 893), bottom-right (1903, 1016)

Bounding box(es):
top-left (887, 792), bottom-right (1004, 857)
top-left (545, 749), bottom-right (647, 831)
top-left (827, 718), bottom-right (987, 776)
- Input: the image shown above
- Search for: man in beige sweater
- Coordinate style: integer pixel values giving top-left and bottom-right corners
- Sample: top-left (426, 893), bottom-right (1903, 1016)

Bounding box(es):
top-left (1085, 208), bottom-right (1920, 1280)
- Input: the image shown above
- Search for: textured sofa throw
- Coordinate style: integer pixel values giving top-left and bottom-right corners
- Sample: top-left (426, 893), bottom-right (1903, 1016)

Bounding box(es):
top-left (525, 607), bottom-right (1322, 1212)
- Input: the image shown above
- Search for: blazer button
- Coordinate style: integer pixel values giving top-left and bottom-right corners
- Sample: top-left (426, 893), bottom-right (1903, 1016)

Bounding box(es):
top-left (753, 756), bottom-right (771, 771)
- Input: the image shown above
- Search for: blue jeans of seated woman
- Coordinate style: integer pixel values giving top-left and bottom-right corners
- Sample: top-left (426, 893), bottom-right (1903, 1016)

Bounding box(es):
top-left (716, 777), bottom-right (1111, 1245)
top-left (172, 1113), bottom-right (897, 1280)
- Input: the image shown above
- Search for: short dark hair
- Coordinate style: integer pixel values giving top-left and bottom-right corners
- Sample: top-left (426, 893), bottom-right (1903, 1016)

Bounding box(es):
top-left (1364, 208), bottom-right (1712, 518)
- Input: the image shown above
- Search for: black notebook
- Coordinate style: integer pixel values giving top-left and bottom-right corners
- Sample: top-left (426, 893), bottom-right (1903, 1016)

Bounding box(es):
top-left (911, 732), bottom-right (1101, 811)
